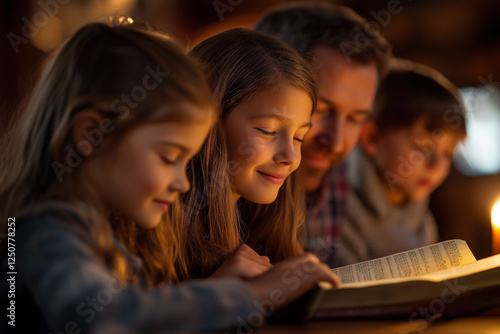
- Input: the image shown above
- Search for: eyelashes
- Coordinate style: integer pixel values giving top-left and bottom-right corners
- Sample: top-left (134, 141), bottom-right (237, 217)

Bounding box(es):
top-left (255, 128), bottom-right (304, 143)
top-left (160, 155), bottom-right (175, 165)
top-left (256, 128), bottom-right (277, 136)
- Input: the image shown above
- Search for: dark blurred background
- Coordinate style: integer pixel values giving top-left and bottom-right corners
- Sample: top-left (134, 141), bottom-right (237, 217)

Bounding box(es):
top-left (2, 0), bottom-right (500, 259)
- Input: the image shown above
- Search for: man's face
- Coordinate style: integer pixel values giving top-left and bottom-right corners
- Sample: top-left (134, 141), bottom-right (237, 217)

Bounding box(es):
top-left (300, 45), bottom-right (379, 192)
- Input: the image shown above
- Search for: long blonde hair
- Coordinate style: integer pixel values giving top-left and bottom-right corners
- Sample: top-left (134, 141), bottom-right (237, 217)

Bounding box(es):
top-left (182, 28), bottom-right (317, 278)
top-left (0, 22), bottom-right (214, 285)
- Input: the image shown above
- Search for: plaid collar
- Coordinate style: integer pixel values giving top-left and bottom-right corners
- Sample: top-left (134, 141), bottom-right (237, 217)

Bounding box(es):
top-left (302, 164), bottom-right (349, 266)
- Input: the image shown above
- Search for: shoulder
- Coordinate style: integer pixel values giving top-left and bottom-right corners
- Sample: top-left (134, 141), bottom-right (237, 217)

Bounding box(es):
top-left (16, 201), bottom-right (89, 229)
top-left (15, 201), bottom-right (93, 255)
top-left (344, 146), bottom-right (371, 187)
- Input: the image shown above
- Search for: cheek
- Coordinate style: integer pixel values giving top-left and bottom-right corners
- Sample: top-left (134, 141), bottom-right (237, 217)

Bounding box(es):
top-left (308, 117), bottom-right (327, 137)
top-left (435, 161), bottom-right (452, 182)
top-left (226, 127), bottom-right (247, 158)
top-left (377, 146), bottom-right (402, 173)
top-left (240, 145), bottom-right (268, 174)
top-left (122, 156), bottom-right (164, 199)
top-left (138, 168), bottom-right (165, 195)
top-left (229, 133), bottom-right (267, 166)
top-left (345, 124), bottom-right (363, 151)
top-left (381, 158), bottom-right (400, 176)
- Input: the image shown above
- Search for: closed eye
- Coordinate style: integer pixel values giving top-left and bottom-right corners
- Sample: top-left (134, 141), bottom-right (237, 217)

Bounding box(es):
top-left (256, 128), bottom-right (277, 136)
top-left (347, 115), bottom-right (367, 125)
top-left (294, 137), bottom-right (304, 143)
top-left (160, 155), bottom-right (175, 165)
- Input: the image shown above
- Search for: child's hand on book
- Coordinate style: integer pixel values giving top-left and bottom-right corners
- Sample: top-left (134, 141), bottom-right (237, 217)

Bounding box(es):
top-left (210, 244), bottom-right (273, 280)
top-left (246, 253), bottom-right (340, 311)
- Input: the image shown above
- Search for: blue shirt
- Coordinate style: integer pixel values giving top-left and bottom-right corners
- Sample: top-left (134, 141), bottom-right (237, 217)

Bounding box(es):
top-left (0, 202), bottom-right (258, 333)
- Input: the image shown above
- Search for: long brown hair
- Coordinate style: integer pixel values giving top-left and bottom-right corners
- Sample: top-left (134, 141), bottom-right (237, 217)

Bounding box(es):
top-left (0, 21), bottom-right (214, 285)
top-left (182, 28), bottom-right (317, 278)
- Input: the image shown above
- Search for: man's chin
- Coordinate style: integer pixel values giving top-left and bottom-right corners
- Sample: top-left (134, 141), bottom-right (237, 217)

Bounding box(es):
top-left (299, 165), bottom-right (329, 192)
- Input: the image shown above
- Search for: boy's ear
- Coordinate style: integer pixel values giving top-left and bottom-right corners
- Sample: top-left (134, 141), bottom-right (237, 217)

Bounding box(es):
top-left (72, 110), bottom-right (103, 157)
top-left (359, 120), bottom-right (380, 158)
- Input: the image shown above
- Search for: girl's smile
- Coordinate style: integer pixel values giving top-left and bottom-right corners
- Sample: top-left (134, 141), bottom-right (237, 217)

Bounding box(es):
top-left (153, 198), bottom-right (173, 211)
top-left (223, 85), bottom-right (313, 204)
top-left (256, 170), bottom-right (287, 185)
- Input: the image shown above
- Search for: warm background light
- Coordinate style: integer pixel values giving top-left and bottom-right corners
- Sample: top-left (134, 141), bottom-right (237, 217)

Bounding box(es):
top-left (491, 199), bottom-right (500, 255)
top-left (491, 200), bottom-right (500, 228)
top-left (3, 0), bottom-right (500, 260)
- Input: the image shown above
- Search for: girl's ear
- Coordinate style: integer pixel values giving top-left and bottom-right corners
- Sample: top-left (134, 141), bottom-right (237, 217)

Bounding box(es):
top-left (72, 110), bottom-right (104, 157)
top-left (359, 120), bottom-right (380, 158)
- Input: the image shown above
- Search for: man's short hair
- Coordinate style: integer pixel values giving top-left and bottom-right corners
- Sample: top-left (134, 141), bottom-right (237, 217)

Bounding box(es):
top-left (254, 2), bottom-right (392, 76)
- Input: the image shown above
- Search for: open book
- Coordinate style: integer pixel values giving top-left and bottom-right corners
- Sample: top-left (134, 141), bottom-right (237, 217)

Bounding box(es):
top-left (301, 240), bottom-right (500, 319)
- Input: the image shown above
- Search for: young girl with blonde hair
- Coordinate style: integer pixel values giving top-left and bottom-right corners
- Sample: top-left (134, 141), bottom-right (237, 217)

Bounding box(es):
top-left (183, 28), bottom-right (318, 279)
top-left (0, 22), bottom-right (337, 334)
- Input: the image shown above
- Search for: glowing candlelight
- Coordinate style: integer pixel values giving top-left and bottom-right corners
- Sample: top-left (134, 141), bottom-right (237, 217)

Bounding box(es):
top-left (490, 200), bottom-right (500, 255)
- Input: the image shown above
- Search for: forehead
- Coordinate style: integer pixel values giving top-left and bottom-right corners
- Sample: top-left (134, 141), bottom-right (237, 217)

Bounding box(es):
top-left (229, 85), bottom-right (313, 124)
top-left (124, 118), bottom-right (211, 151)
top-left (385, 119), bottom-right (462, 148)
top-left (311, 46), bottom-right (378, 110)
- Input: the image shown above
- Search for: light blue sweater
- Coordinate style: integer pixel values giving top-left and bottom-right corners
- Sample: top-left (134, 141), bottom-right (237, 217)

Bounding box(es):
top-left (1, 202), bottom-right (258, 333)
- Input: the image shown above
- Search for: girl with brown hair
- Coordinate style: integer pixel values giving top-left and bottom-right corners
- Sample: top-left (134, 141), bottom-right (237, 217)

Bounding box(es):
top-left (0, 22), bottom-right (337, 333)
top-left (183, 28), bottom-right (318, 279)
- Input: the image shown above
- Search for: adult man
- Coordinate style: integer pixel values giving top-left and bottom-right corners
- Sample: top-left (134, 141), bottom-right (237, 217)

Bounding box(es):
top-left (255, 3), bottom-right (392, 266)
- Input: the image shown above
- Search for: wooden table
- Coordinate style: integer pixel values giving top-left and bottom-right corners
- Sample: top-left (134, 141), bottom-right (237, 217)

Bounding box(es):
top-left (256, 315), bottom-right (500, 333)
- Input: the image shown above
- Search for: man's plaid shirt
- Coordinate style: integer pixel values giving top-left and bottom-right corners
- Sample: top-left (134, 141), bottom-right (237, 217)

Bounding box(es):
top-left (301, 164), bottom-right (348, 268)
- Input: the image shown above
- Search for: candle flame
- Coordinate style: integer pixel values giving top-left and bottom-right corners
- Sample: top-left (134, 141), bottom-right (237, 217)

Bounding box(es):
top-left (491, 200), bottom-right (500, 228)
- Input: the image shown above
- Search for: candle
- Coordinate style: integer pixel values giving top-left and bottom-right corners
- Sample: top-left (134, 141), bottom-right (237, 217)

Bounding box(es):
top-left (491, 200), bottom-right (500, 255)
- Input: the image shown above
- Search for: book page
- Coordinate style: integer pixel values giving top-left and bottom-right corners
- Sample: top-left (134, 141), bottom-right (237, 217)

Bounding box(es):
top-left (415, 253), bottom-right (500, 281)
top-left (334, 253), bottom-right (500, 289)
top-left (331, 239), bottom-right (476, 285)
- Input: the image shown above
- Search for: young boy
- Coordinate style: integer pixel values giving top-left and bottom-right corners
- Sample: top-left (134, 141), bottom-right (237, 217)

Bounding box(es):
top-left (335, 59), bottom-right (467, 266)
